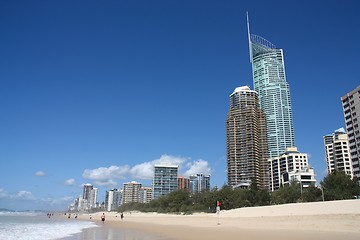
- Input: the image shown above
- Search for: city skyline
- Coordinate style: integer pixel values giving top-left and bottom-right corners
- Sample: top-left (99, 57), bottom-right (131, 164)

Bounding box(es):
top-left (1, 1), bottom-right (359, 210)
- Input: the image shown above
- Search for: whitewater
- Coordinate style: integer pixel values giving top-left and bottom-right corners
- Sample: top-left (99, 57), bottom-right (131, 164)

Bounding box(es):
top-left (0, 211), bottom-right (98, 240)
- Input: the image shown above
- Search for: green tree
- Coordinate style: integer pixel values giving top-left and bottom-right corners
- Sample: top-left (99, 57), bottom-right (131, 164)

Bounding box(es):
top-left (246, 181), bottom-right (270, 206)
top-left (320, 171), bottom-right (360, 200)
top-left (301, 185), bottom-right (322, 202)
top-left (271, 182), bottom-right (301, 204)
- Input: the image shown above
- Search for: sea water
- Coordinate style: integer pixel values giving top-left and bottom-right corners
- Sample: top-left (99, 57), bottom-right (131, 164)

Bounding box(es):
top-left (0, 211), bottom-right (97, 240)
top-left (0, 211), bottom-right (168, 240)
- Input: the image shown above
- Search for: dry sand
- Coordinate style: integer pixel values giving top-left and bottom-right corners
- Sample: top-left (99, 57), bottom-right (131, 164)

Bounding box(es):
top-left (77, 200), bottom-right (360, 240)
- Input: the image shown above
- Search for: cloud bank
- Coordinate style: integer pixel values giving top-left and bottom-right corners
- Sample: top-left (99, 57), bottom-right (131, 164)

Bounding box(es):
top-left (82, 154), bottom-right (212, 188)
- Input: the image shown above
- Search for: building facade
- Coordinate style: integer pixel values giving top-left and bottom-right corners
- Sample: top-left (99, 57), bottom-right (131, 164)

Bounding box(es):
top-left (269, 147), bottom-right (315, 191)
top-left (226, 86), bottom-right (269, 189)
top-left (83, 183), bottom-right (93, 201)
top-left (178, 176), bottom-right (190, 191)
top-left (189, 174), bottom-right (210, 193)
top-left (139, 187), bottom-right (153, 203)
top-left (341, 86), bottom-right (360, 179)
top-left (152, 165), bottom-right (178, 199)
top-left (122, 181), bottom-right (142, 204)
top-left (247, 15), bottom-right (295, 158)
top-left (324, 129), bottom-right (353, 178)
top-left (105, 188), bottom-right (122, 211)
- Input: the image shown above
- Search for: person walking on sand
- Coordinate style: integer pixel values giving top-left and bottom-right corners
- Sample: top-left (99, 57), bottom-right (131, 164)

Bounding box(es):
top-left (101, 213), bottom-right (105, 223)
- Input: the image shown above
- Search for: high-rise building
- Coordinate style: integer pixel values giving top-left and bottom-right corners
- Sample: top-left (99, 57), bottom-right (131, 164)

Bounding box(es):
top-left (189, 174), bottom-right (210, 193)
top-left (226, 86), bottom-right (269, 189)
top-left (178, 176), bottom-right (190, 191)
top-left (152, 165), bottom-right (178, 199)
top-left (341, 86), bottom-right (360, 179)
top-left (89, 188), bottom-right (98, 209)
top-left (122, 181), bottom-right (142, 204)
top-left (139, 187), bottom-right (153, 203)
top-left (323, 129), bottom-right (353, 178)
top-left (105, 188), bottom-right (122, 211)
top-left (247, 14), bottom-right (295, 158)
top-left (83, 183), bottom-right (93, 201)
top-left (269, 146), bottom-right (315, 191)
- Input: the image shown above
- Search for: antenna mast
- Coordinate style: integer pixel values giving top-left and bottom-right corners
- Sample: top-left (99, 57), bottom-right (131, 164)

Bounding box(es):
top-left (246, 12), bottom-right (253, 63)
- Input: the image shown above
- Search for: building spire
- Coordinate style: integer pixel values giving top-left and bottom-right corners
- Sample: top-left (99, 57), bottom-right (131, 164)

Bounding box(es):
top-left (246, 11), bottom-right (253, 63)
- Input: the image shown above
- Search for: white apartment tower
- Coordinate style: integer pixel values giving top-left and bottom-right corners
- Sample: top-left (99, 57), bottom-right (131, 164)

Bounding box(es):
top-left (324, 129), bottom-right (353, 178)
top-left (105, 189), bottom-right (122, 211)
top-left (341, 86), bottom-right (360, 179)
top-left (269, 147), bottom-right (316, 191)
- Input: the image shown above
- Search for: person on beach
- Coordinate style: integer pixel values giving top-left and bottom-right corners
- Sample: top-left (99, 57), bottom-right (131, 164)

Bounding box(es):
top-left (101, 213), bottom-right (105, 223)
top-left (120, 213), bottom-right (124, 220)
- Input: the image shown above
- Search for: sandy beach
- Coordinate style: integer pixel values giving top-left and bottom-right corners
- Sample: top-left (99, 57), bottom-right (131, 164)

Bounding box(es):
top-left (76, 199), bottom-right (360, 240)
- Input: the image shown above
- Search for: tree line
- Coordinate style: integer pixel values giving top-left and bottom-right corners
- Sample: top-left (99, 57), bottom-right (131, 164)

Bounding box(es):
top-left (118, 171), bottom-right (360, 214)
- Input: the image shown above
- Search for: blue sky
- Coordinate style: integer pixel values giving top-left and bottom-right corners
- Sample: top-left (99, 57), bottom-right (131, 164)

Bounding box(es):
top-left (0, 0), bottom-right (359, 211)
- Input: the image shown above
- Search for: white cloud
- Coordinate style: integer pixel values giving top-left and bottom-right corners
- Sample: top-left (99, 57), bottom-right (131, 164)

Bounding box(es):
top-left (81, 155), bottom-right (210, 185)
top-left (83, 165), bottom-right (130, 181)
top-left (184, 159), bottom-right (212, 177)
top-left (12, 191), bottom-right (35, 200)
top-left (130, 162), bottom-right (154, 179)
top-left (35, 171), bottom-right (45, 177)
top-left (94, 179), bottom-right (118, 188)
top-left (129, 154), bottom-right (188, 180)
top-left (65, 178), bottom-right (75, 186)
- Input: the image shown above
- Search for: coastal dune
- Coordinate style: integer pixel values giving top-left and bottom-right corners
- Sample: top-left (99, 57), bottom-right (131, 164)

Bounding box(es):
top-left (79, 200), bottom-right (360, 240)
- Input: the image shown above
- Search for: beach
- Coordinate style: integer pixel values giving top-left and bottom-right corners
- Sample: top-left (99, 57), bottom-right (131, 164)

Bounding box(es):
top-left (76, 199), bottom-right (360, 240)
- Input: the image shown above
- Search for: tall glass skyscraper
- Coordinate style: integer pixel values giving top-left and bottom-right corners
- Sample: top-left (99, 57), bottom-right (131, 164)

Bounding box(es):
top-left (247, 14), bottom-right (295, 158)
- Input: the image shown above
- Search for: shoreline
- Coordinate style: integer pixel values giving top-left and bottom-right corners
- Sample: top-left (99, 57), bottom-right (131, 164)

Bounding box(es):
top-left (73, 200), bottom-right (360, 240)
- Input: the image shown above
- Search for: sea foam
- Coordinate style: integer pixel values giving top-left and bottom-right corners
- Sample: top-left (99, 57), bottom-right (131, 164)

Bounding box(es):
top-left (0, 212), bottom-right (98, 240)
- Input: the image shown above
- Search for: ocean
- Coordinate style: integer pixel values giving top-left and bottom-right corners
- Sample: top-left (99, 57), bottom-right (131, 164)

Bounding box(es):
top-left (0, 211), bottom-right (97, 240)
top-left (0, 211), bottom-right (167, 240)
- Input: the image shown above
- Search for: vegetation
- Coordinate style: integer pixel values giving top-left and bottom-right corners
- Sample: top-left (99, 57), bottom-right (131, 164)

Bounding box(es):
top-left (118, 172), bottom-right (360, 214)
top-left (320, 171), bottom-right (360, 200)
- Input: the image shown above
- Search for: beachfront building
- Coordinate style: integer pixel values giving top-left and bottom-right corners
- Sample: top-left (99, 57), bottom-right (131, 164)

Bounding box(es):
top-left (282, 167), bottom-right (317, 189)
top-left (139, 187), bottom-right (153, 203)
top-left (323, 129), bottom-right (353, 178)
top-left (83, 184), bottom-right (93, 201)
top-left (88, 188), bottom-right (98, 209)
top-left (247, 14), bottom-right (295, 159)
top-left (189, 174), bottom-right (210, 193)
top-left (341, 86), bottom-right (360, 180)
top-left (269, 147), bottom-right (314, 191)
top-left (122, 181), bottom-right (142, 204)
top-left (105, 189), bottom-right (122, 211)
top-left (81, 184), bottom-right (98, 210)
top-left (178, 176), bottom-right (190, 191)
top-left (152, 165), bottom-right (178, 199)
top-left (226, 86), bottom-right (269, 189)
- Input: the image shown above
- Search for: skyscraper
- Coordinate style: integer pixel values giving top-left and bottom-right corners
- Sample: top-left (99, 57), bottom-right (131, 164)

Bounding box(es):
top-left (122, 181), bottom-right (142, 204)
top-left (152, 165), bottom-right (178, 199)
top-left (105, 188), bottom-right (122, 211)
top-left (341, 86), bottom-right (360, 179)
top-left (247, 14), bottom-right (295, 158)
top-left (226, 86), bottom-right (268, 189)
top-left (189, 174), bottom-right (210, 193)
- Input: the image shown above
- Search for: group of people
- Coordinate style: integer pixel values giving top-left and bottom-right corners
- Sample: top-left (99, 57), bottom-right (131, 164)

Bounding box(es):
top-left (101, 212), bottom-right (124, 223)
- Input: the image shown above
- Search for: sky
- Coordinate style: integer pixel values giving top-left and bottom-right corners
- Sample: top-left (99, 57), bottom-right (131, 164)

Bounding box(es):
top-left (0, 0), bottom-right (359, 211)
